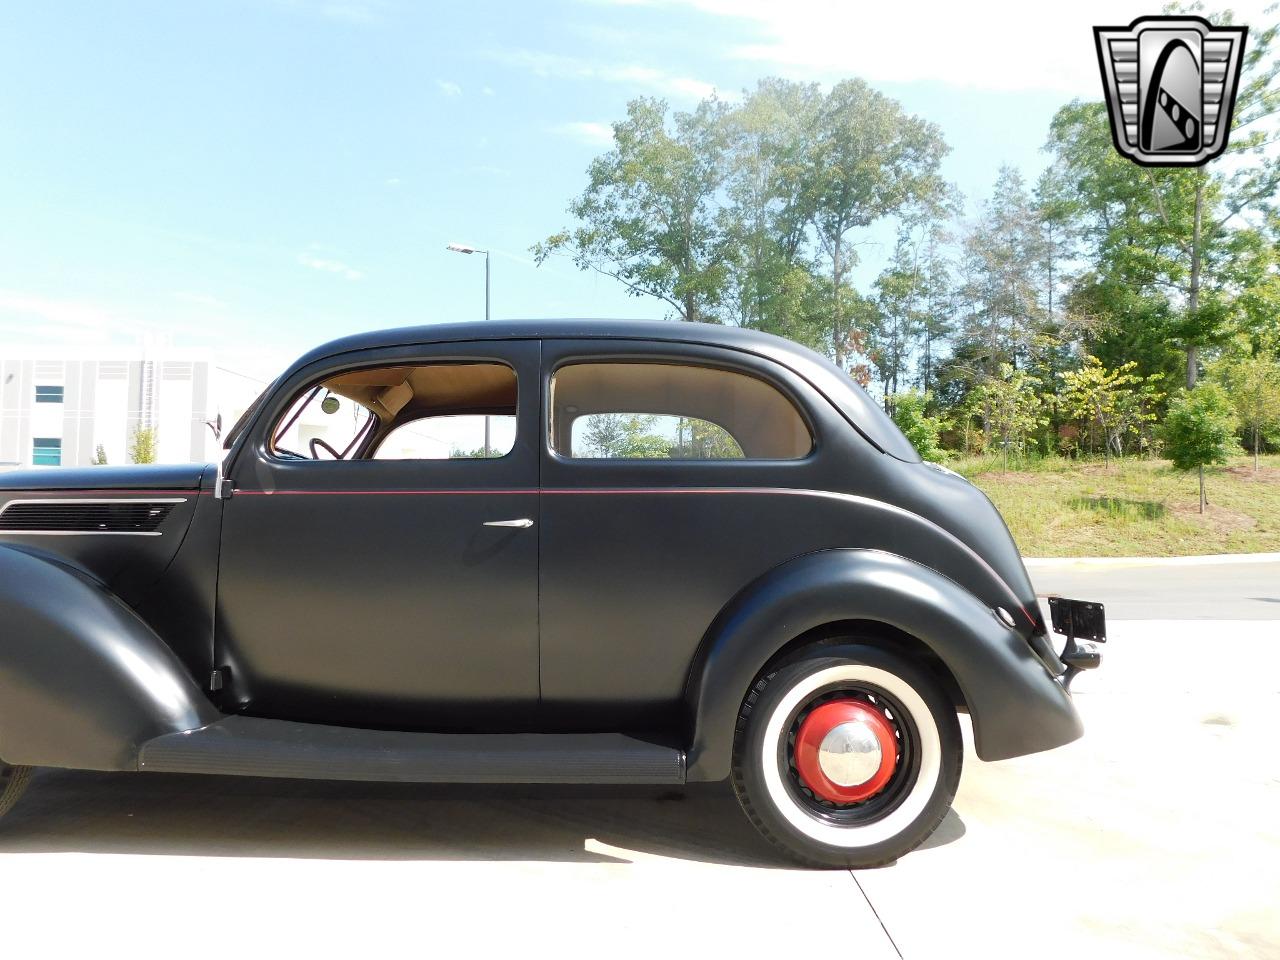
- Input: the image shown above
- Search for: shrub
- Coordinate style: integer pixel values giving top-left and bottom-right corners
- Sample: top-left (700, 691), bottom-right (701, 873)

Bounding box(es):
top-left (891, 390), bottom-right (948, 462)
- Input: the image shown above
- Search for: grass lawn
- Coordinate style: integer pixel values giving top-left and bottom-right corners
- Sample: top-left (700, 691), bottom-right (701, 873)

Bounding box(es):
top-left (954, 453), bottom-right (1280, 558)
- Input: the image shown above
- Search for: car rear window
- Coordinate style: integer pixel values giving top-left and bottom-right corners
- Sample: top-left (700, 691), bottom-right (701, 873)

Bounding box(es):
top-left (550, 361), bottom-right (812, 460)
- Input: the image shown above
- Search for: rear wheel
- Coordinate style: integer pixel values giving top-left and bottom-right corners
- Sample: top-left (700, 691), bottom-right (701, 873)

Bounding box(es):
top-left (0, 763), bottom-right (32, 820)
top-left (731, 642), bottom-right (962, 868)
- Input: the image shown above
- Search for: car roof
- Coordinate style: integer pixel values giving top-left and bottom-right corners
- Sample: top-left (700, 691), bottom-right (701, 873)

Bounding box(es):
top-left (296, 318), bottom-right (788, 363)
top-left (289, 319), bottom-right (920, 461)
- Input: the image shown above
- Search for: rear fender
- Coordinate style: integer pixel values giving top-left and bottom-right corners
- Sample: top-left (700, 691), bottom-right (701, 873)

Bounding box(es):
top-left (684, 549), bottom-right (1082, 781)
top-left (0, 545), bottom-right (218, 770)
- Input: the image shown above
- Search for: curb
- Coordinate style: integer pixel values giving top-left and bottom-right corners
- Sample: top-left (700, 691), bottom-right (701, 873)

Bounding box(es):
top-left (1023, 552), bottom-right (1280, 568)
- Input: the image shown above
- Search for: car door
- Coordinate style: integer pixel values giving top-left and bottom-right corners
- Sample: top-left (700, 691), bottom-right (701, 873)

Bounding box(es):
top-left (215, 339), bottom-right (540, 731)
top-left (538, 338), bottom-right (831, 735)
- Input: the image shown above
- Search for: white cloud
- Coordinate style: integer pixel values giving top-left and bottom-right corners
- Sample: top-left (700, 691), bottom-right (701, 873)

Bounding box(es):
top-left (489, 48), bottom-right (717, 100)
top-left (0, 289), bottom-right (117, 338)
top-left (385, 176), bottom-right (401, 186)
top-left (599, 0), bottom-right (1274, 95)
top-left (297, 253), bottom-right (365, 281)
top-left (481, 85), bottom-right (496, 97)
top-left (0, 289), bottom-right (209, 346)
top-left (437, 79), bottom-right (463, 97)
top-left (551, 120), bottom-right (615, 146)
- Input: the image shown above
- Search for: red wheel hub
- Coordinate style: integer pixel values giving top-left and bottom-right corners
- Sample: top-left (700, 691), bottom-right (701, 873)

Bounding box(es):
top-left (793, 700), bottom-right (898, 804)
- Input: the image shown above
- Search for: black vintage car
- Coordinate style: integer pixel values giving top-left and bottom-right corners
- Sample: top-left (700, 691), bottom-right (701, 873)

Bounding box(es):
top-left (0, 320), bottom-right (1103, 867)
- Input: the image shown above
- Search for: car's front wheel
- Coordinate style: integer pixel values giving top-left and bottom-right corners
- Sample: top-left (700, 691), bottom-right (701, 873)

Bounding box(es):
top-left (731, 642), bottom-right (962, 868)
top-left (0, 763), bottom-right (32, 821)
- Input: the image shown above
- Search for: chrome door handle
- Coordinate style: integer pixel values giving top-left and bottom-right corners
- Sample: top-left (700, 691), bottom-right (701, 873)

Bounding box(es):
top-left (483, 518), bottom-right (534, 529)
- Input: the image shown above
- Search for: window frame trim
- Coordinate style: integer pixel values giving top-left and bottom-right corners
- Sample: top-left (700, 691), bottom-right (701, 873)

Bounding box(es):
top-left (544, 349), bottom-right (819, 467)
top-left (260, 358), bottom-right (521, 466)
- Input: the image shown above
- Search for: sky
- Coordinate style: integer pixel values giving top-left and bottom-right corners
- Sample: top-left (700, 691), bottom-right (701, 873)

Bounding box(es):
top-left (1, 0), bottom-right (1274, 382)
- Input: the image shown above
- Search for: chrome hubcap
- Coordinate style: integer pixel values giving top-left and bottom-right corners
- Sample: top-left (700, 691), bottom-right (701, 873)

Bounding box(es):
top-left (817, 720), bottom-right (884, 787)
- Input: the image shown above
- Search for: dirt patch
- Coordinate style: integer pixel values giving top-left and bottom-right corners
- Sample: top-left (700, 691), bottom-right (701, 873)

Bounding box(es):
top-left (1168, 501), bottom-right (1258, 533)
top-left (1225, 466), bottom-right (1280, 483)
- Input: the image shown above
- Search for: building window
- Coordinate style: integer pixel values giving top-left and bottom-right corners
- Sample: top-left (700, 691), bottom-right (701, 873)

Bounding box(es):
top-left (35, 385), bottom-right (65, 404)
top-left (32, 438), bottom-right (62, 466)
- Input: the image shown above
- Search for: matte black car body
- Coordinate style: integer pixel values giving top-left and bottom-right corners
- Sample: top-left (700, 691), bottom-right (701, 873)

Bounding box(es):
top-left (0, 320), bottom-right (1087, 860)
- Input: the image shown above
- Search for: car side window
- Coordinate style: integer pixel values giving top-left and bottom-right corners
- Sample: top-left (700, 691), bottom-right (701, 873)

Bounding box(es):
top-left (550, 361), bottom-right (812, 460)
top-left (268, 361), bottom-right (517, 461)
top-left (374, 415), bottom-right (515, 460)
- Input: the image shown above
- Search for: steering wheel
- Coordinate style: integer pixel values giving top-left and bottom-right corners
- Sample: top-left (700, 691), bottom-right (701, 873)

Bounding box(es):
top-left (309, 437), bottom-right (342, 460)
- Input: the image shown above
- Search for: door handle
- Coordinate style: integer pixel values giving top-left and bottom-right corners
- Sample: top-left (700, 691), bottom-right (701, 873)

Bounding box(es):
top-left (483, 518), bottom-right (534, 529)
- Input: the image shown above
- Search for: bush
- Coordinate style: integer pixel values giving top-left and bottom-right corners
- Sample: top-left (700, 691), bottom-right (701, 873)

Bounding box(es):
top-left (891, 390), bottom-right (948, 462)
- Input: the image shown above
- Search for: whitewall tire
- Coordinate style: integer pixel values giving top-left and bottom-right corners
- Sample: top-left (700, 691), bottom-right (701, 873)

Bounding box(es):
top-left (731, 642), bottom-right (962, 868)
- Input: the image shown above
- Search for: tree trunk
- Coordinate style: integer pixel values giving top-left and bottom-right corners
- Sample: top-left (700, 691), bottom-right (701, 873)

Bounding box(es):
top-left (1186, 183), bottom-right (1203, 389)
top-left (684, 291), bottom-right (698, 324)
top-left (1255, 427), bottom-right (1260, 471)
top-left (1198, 464), bottom-right (1205, 514)
top-left (831, 242), bottom-right (843, 370)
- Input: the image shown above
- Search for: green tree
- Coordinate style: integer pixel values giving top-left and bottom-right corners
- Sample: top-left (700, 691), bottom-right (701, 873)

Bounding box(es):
top-left (534, 97), bottom-right (734, 323)
top-left (1059, 356), bottom-right (1163, 465)
top-left (872, 214), bottom-right (956, 406)
top-left (128, 426), bottom-right (157, 465)
top-left (809, 79), bottom-right (948, 373)
top-left (669, 417), bottom-right (742, 459)
top-left (953, 167), bottom-right (1051, 382)
top-left (577, 413), bottom-right (671, 458)
top-left (966, 364), bottom-right (1047, 470)
top-left (721, 78), bottom-right (828, 349)
top-left (1214, 353), bottom-right (1280, 469)
top-left (890, 389), bottom-right (947, 462)
top-left (92, 443), bottom-right (108, 465)
top-left (1161, 384), bottom-right (1239, 513)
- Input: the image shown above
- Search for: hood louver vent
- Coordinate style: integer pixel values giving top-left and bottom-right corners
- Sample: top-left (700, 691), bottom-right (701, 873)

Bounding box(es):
top-left (0, 499), bottom-right (184, 535)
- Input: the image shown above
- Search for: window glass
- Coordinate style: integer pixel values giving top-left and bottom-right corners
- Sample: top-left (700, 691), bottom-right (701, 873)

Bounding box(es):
top-left (551, 362), bottom-right (811, 460)
top-left (35, 385), bottom-right (64, 404)
top-left (268, 361), bottom-right (517, 461)
top-left (33, 437), bottom-right (62, 466)
top-left (571, 414), bottom-right (743, 459)
top-left (271, 388), bottom-right (376, 460)
top-left (374, 415), bottom-right (516, 459)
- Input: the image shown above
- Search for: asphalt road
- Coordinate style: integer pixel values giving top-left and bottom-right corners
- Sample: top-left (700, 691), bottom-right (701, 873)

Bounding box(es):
top-left (1029, 557), bottom-right (1280, 620)
top-left (0, 561), bottom-right (1276, 959)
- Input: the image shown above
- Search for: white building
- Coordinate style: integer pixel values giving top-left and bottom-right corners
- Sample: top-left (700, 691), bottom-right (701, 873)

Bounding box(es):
top-left (0, 350), bottom-right (216, 468)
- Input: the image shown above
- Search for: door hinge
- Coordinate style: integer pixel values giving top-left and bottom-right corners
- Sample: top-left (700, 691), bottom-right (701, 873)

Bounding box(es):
top-left (216, 478), bottom-right (235, 500)
top-left (209, 667), bottom-right (229, 692)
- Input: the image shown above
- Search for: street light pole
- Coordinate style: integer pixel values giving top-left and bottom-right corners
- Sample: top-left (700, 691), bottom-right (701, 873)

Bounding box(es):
top-left (446, 242), bottom-right (493, 455)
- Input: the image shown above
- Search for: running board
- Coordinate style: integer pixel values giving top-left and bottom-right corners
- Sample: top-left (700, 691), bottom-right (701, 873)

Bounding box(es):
top-left (138, 716), bottom-right (686, 784)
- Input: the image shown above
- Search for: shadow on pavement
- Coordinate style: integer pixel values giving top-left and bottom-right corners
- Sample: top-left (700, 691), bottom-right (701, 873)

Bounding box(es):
top-left (0, 767), bottom-right (964, 868)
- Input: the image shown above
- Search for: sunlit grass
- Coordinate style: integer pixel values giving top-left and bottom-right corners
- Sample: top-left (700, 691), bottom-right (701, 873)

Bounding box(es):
top-left (951, 453), bottom-right (1280, 557)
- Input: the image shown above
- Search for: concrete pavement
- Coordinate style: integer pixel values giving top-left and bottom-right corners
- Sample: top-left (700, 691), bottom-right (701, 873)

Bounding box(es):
top-left (0, 564), bottom-right (1276, 958)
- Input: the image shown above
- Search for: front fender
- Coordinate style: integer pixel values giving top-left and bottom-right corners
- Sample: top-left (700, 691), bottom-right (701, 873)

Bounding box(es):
top-left (684, 549), bottom-right (1082, 781)
top-left (0, 546), bottom-right (218, 771)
